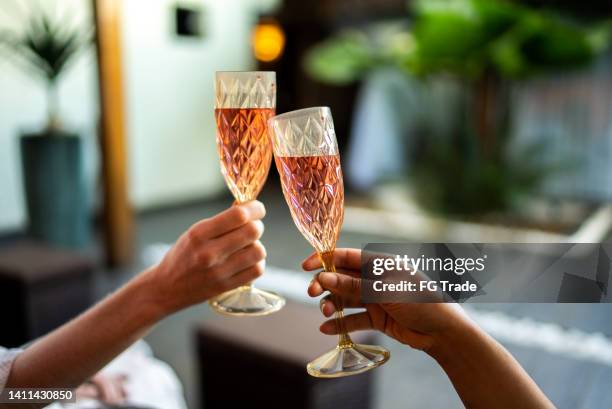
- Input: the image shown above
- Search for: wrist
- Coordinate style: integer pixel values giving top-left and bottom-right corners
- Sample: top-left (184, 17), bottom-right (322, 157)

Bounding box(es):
top-left (426, 311), bottom-right (485, 368)
top-left (124, 266), bottom-right (174, 323)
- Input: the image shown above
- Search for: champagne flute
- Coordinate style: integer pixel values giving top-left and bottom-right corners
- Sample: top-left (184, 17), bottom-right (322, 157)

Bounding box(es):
top-left (268, 107), bottom-right (390, 377)
top-left (210, 71), bottom-right (285, 316)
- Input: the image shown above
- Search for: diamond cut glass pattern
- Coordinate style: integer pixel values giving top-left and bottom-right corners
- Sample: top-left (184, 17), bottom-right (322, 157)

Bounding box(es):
top-left (268, 107), bottom-right (390, 378)
top-left (215, 71), bottom-right (276, 109)
top-left (209, 71), bottom-right (284, 317)
top-left (215, 108), bottom-right (274, 202)
top-left (268, 107), bottom-right (338, 157)
top-left (275, 155), bottom-right (343, 253)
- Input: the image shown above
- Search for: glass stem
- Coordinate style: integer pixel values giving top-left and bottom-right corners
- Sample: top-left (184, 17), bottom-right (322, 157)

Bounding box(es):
top-left (319, 251), bottom-right (354, 348)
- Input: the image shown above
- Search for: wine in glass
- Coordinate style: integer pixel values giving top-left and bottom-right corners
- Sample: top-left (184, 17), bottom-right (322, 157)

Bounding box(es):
top-left (210, 71), bottom-right (285, 316)
top-left (268, 107), bottom-right (390, 377)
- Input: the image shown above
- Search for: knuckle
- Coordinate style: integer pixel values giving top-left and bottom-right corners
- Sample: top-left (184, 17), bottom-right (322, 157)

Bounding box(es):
top-left (186, 225), bottom-right (200, 244)
top-left (197, 249), bottom-right (215, 267)
top-left (207, 266), bottom-right (224, 281)
top-left (350, 277), bottom-right (361, 293)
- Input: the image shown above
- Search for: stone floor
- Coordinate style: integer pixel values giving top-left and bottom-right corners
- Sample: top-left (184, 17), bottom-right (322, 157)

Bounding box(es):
top-left (97, 184), bottom-right (612, 409)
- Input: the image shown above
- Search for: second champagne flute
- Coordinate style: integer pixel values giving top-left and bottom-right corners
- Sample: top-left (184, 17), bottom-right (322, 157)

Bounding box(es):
top-left (210, 71), bottom-right (285, 316)
top-left (268, 107), bottom-right (390, 377)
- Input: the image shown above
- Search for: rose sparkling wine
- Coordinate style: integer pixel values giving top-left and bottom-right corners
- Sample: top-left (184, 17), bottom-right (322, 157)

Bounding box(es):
top-left (274, 154), bottom-right (344, 252)
top-left (268, 106), bottom-right (389, 378)
top-left (209, 71), bottom-right (285, 317)
top-left (215, 108), bottom-right (275, 203)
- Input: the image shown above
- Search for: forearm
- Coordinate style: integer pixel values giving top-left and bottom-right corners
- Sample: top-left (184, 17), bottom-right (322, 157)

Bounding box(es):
top-left (2, 202), bottom-right (266, 403)
top-left (6, 269), bottom-right (167, 389)
top-left (429, 319), bottom-right (554, 409)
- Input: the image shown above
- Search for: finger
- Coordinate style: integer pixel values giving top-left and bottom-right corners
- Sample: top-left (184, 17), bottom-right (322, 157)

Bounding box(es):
top-left (308, 272), bottom-right (323, 296)
top-left (318, 272), bottom-right (361, 298)
top-left (322, 293), bottom-right (363, 309)
top-left (106, 381), bottom-right (124, 404)
top-left (75, 384), bottom-right (98, 399)
top-left (108, 384), bottom-right (124, 404)
top-left (96, 379), bottom-right (118, 404)
top-left (112, 375), bottom-right (128, 399)
top-left (307, 269), bottom-right (360, 297)
top-left (191, 201), bottom-right (265, 240)
top-left (209, 241), bottom-right (266, 281)
top-left (209, 220), bottom-right (264, 258)
top-left (217, 261), bottom-right (265, 293)
top-left (302, 252), bottom-right (321, 270)
top-left (319, 295), bottom-right (363, 317)
top-left (321, 299), bottom-right (337, 317)
top-left (302, 248), bottom-right (362, 271)
top-left (320, 312), bottom-right (373, 335)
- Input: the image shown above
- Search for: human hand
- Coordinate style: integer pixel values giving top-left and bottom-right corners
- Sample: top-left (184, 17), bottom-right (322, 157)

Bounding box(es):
top-left (75, 373), bottom-right (128, 405)
top-left (143, 201), bottom-right (267, 315)
top-left (304, 248), bottom-right (475, 354)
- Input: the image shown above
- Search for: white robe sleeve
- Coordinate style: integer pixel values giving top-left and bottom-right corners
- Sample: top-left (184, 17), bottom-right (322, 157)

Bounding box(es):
top-left (0, 347), bottom-right (22, 392)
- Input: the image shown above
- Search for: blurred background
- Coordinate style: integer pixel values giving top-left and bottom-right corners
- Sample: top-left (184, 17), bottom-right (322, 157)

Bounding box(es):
top-left (1, 0), bottom-right (612, 408)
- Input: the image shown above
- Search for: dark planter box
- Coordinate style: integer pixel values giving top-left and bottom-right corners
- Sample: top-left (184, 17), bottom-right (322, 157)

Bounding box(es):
top-left (20, 131), bottom-right (89, 248)
top-left (196, 301), bottom-right (376, 409)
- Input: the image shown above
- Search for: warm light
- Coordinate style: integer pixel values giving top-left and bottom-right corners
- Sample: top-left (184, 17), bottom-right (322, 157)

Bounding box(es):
top-left (252, 21), bottom-right (285, 62)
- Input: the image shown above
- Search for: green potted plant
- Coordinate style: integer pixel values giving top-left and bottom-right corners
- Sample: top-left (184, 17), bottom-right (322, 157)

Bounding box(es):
top-left (305, 0), bottom-right (611, 216)
top-left (1, 10), bottom-right (92, 247)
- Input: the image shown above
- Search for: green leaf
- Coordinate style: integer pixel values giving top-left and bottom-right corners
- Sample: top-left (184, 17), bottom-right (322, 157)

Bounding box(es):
top-left (305, 0), bottom-right (612, 83)
top-left (411, 11), bottom-right (487, 76)
top-left (303, 33), bottom-right (374, 85)
top-left (520, 17), bottom-right (594, 69)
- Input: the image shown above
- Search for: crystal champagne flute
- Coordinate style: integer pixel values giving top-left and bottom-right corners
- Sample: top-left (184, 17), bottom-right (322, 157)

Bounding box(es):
top-left (268, 107), bottom-right (390, 377)
top-left (210, 71), bottom-right (285, 316)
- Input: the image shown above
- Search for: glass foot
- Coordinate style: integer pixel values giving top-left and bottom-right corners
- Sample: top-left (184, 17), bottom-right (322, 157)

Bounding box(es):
top-left (307, 343), bottom-right (390, 378)
top-left (209, 285), bottom-right (285, 317)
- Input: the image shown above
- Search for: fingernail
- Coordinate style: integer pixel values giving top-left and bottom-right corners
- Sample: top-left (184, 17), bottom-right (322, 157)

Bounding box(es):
top-left (319, 272), bottom-right (338, 289)
top-left (244, 200), bottom-right (265, 216)
top-left (322, 301), bottom-right (334, 317)
top-left (253, 200), bottom-right (265, 212)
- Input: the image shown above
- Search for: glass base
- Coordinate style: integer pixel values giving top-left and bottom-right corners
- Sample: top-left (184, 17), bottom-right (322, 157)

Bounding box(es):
top-left (209, 285), bottom-right (285, 317)
top-left (306, 343), bottom-right (390, 378)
